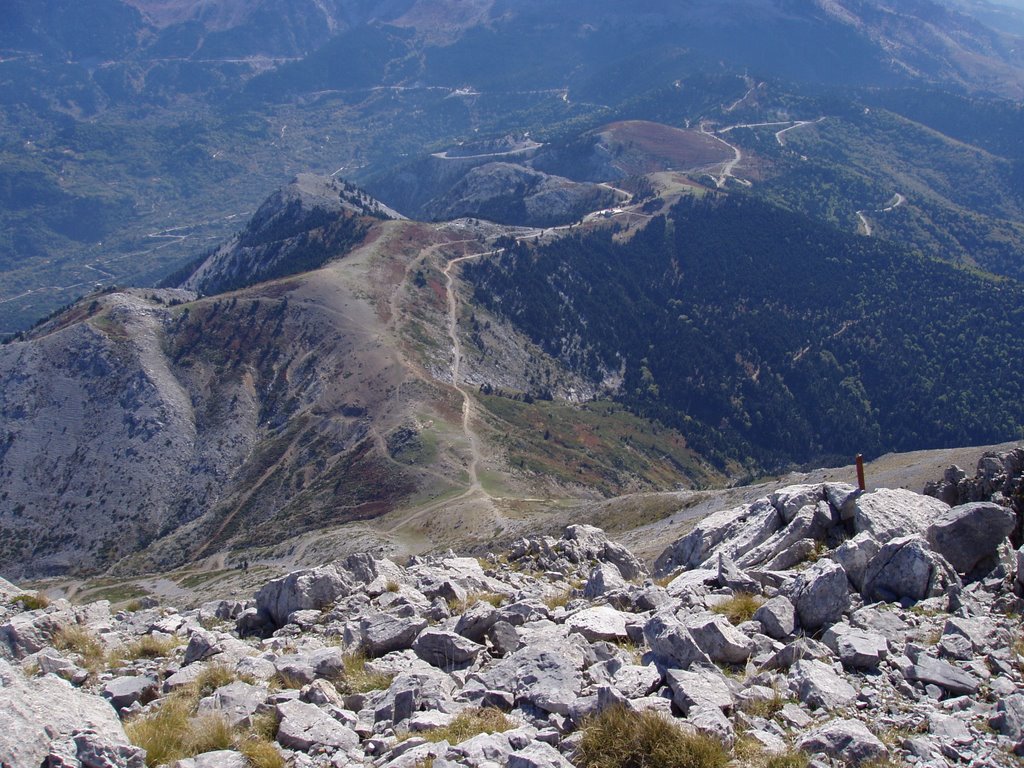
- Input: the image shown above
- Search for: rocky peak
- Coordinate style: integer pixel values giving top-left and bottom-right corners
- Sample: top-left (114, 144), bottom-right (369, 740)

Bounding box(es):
top-left (181, 174), bottom-right (402, 296)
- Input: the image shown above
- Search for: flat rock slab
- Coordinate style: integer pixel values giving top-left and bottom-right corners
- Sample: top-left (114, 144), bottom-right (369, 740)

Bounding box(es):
top-left (275, 699), bottom-right (360, 752)
top-left (565, 606), bottom-right (629, 643)
top-left (906, 655), bottom-right (980, 696)
top-left (798, 718), bottom-right (889, 765)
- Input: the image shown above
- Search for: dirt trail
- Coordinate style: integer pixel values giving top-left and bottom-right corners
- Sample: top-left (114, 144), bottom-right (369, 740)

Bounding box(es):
top-left (443, 248), bottom-right (501, 492)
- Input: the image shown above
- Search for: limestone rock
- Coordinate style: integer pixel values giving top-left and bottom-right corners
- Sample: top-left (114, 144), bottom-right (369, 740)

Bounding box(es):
top-left (0, 658), bottom-right (136, 768)
top-left (790, 659), bottom-right (857, 710)
top-left (358, 612), bottom-right (428, 657)
top-left (862, 536), bottom-right (960, 603)
top-left (753, 595), bottom-right (796, 640)
top-left (412, 628), bottom-right (485, 669)
top-left (797, 718), bottom-right (889, 765)
top-left (654, 498), bottom-right (781, 574)
top-left (785, 559), bottom-right (850, 631)
top-left (905, 654), bottom-right (980, 696)
top-left (666, 667), bottom-right (734, 714)
top-left (275, 699), bottom-right (360, 752)
top-left (832, 532), bottom-right (880, 592)
top-left (255, 563), bottom-right (354, 628)
top-left (684, 613), bottom-right (754, 664)
top-left (642, 613), bottom-right (710, 670)
top-left (565, 606), bottom-right (629, 643)
top-left (926, 501), bottom-right (1015, 575)
top-left (851, 488), bottom-right (948, 543)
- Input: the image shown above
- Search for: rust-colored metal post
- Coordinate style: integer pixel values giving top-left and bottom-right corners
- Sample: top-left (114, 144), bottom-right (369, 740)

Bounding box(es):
top-left (856, 454), bottom-right (866, 491)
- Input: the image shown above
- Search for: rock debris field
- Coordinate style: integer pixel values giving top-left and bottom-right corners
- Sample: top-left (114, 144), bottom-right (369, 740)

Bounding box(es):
top-left (3, 450), bottom-right (1024, 768)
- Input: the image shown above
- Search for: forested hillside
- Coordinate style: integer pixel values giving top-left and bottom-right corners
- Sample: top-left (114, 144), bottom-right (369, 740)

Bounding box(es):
top-left (465, 195), bottom-right (1024, 470)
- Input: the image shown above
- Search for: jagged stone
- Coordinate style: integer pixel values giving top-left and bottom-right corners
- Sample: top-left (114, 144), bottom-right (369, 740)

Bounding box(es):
top-left (470, 643), bottom-right (583, 716)
top-left (683, 613), bottom-right (754, 664)
top-left (642, 613), bottom-right (711, 670)
top-left (358, 612), bottom-right (428, 657)
top-left (196, 680), bottom-right (268, 727)
top-left (583, 563), bottom-right (628, 598)
top-left (48, 729), bottom-right (146, 768)
top-left (716, 554), bottom-right (760, 592)
top-left (832, 532), bottom-right (880, 592)
top-left (992, 693), bottom-right (1024, 741)
top-left (862, 536), bottom-right (960, 603)
top-left (102, 675), bottom-right (158, 712)
top-left (34, 647), bottom-right (89, 685)
top-left (753, 595), bottom-right (796, 640)
top-left (833, 629), bottom-right (888, 670)
top-left (486, 621), bottom-right (521, 657)
top-left (785, 559), bottom-right (850, 631)
top-left (565, 606), bottom-right (629, 643)
top-left (926, 501), bottom-right (1016, 575)
top-left (561, 525), bottom-right (646, 581)
top-left (790, 659), bottom-right (857, 710)
top-left (687, 704), bottom-right (735, 747)
top-left (797, 719), bottom-right (889, 765)
top-left (609, 662), bottom-right (662, 699)
top-left (507, 741), bottom-right (574, 768)
top-left (664, 569), bottom-right (718, 600)
top-left (412, 628), bottom-right (485, 669)
top-left (454, 603), bottom-right (499, 642)
top-left (172, 750), bottom-right (249, 768)
top-left (0, 608), bottom-right (69, 659)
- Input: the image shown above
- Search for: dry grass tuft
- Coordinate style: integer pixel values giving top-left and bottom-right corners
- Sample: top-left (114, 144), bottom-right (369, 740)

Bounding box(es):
top-left (575, 705), bottom-right (728, 768)
top-left (12, 592), bottom-right (50, 610)
top-left (239, 738), bottom-right (286, 768)
top-left (52, 625), bottom-right (105, 670)
top-left (115, 634), bottom-right (182, 663)
top-left (543, 589), bottom-right (572, 611)
top-left (335, 651), bottom-right (396, 694)
top-left (421, 707), bottom-right (513, 744)
top-left (711, 592), bottom-right (764, 625)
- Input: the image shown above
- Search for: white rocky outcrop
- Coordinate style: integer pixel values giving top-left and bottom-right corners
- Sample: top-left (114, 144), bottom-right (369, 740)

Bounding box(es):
top-left (0, 486), bottom-right (1021, 767)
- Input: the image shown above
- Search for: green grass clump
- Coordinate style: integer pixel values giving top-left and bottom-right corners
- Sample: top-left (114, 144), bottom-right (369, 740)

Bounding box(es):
top-left (421, 708), bottom-right (513, 744)
top-left (12, 592), bottom-right (50, 610)
top-left (575, 705), bottom-right (729, 768)
top-left (711, 592), bottom-right (764, 625)
top-left (52, 625), bottom-right (105, 671)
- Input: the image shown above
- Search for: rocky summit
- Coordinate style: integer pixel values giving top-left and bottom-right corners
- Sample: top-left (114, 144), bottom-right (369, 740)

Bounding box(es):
top-left (3, 459), bottom-right (1024, 767)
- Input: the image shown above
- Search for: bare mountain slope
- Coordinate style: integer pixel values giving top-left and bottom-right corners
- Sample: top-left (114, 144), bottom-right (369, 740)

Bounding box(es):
top-left (0, 176), bottom-right (714, 579)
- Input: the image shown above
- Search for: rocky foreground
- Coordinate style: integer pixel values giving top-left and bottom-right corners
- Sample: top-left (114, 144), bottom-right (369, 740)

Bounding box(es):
top-left (2, 450), bottom-right (1024, 767)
